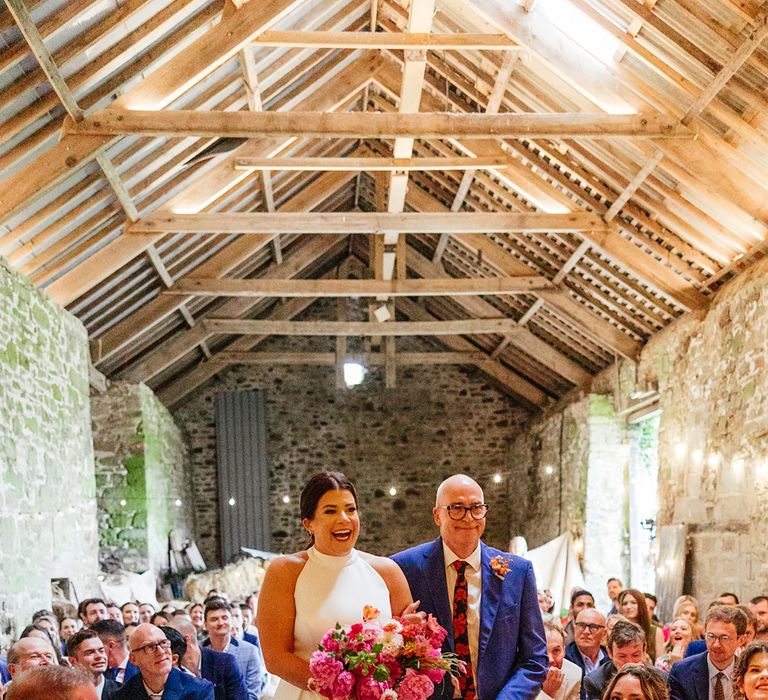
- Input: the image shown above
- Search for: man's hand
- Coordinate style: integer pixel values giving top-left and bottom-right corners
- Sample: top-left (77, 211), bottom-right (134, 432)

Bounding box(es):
top-left (542, 666), bottom-right (564, 697)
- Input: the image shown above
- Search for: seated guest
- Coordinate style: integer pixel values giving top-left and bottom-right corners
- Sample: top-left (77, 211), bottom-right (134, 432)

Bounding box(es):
top-left (79, 600), bottom-right (110, 629)
top-left (567, 608), bottom-right (609, 699)
top-left (714, 593), bottom-right (739, 606)
top-left (0, 658), bottom-right (9, 685)
top-left (19, 623), bottom-right (63, 664)
top-left (66, 630), bottom-right (119, 699)
top-left (668, 605), bottom-right (748, 700)
top-left (120, 604), bottom-right (140, 627)
top-left (5, 637), bottom-right (58, 695)
top-left (684, 603), bottom-right (756, 658)
top-left (607, 579), bottom-right (623, 616)
top-left (537, 621), bottom-right (581, 700)
top-left (606, 614), bottom-right (630, 640)
top-left (113, 623), bottom-right (213, 699)
top-left (645, 594), bottom-right (660, 624)
top-left (61, 618), bottom-right (80, 644)
top-left (584, 621), bottom-right (665, 700)
top-left (617, 589), bottom-right (665, 662)
top-left (750, 596), bottom-right (768, 641)
top-left (237, 605), bottom-right (259, 647)
top-left (229, 605), bottom-right (259, 649)
top-left (32, 610), bottom-right (63, 652)
top-left (90, 621), bottom-right (139, 685)
top-left (602, 663), bottom-right (669, 700)
top-left (6, 665), bottom-right (97, 700)
top-left (565, 591), bottom-right (598, 645)
top-left (202, 600), bottom-right (265, 700)
top-left (734, 641), bottom-right (768, 700)
top-left (673, 596), bottom-right (703, 638)
top-left (107, 605), bottom-right (123, 624)
top-left (138, 604), bottom-right (155, 625)
top-left (188, 605), bottom-right (205, 638)
top-left (168, 617), bottom-right (246, 700)
top-left (656, 618), bottom-right (697, 672)
top-left (150, 613), bottom-right (170, 627)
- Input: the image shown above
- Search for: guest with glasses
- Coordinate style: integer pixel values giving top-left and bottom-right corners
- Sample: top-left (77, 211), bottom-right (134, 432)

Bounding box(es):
top-left (564, 590), bottom-right (597, 645)
top-left (112, 623), bottom-right (213, 699)
top-left (566, 608), bottom-right (609, 699)
top-left (392, 473), bottom-right (547, 700)
top-left (668, 606), bottom-right (749, 700)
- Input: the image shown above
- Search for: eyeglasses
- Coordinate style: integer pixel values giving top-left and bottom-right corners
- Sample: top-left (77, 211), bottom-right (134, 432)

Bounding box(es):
top-left (705, 633), bottom-right (733, 644)
top-left (436, 504), bottom-right (489, 520)
top-left (575, 622), bottom-right (605, 633)
top-left (133, 639), bottom-right (171, 655)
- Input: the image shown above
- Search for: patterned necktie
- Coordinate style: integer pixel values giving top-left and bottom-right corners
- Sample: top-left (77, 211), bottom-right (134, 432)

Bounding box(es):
top-left (714, 672), bottom-right (725, 700)
top-left (452, 560), bottom-right (476, 700)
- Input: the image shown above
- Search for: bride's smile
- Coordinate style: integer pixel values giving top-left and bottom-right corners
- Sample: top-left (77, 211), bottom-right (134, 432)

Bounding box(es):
top-left (302, 489), bottom-right (361, 556)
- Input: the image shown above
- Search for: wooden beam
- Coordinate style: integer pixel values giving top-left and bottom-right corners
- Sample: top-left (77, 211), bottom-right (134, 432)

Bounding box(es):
top-left (67, 109), bottom-right (693, 140)
top-left (0, 0), bottom-right (305, 223)
top-left (202, 318), bottom-right (524, 336)
top-left (603, 150), bottom-right (664, 222)
top-left (126, 211), bottom-right (609, 235)
top-left (217, 351), bottom-right (493, 364)
top-left (253, 31), bottom-right (522, 49)
top-left (234, 156), bottom-right (511, 171)
top-left (168, 276), bottom-right (557, 297)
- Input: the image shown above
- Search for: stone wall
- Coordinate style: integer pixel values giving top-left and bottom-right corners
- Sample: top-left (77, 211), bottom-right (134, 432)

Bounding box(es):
top-left (92, 382), bottom-right (195, 574)
top-left (0, 259), bottom-right (100, 638)
top-left (175, 337), bottom-right (528, 566)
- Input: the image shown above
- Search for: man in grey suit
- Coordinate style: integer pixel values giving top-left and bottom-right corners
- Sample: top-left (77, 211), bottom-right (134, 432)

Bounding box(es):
top-left (202, 600), bottom-right (265, 700)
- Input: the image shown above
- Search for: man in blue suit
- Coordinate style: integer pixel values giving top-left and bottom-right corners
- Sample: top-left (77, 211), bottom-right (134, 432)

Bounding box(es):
top-left (113, 623), bottom-right (213, 699)
top-left (92, 620), bottom-right (141, 685)
top-left (168, 617), bottom-right (247, 700)
top-left (668, 606), bottom-right (748, 700)
top-left (391, 474), bottom-right (548, 700)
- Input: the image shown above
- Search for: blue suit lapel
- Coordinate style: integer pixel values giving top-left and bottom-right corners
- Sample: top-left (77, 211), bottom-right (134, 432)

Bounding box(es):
top-left (478, 543), bottom-right (501, 658)
top-left (162, 668), bottom-right (182, 700)
top-left (423, 538), bottom-right (454, 650)
top-left (694, 655), bottom-right (710, 700)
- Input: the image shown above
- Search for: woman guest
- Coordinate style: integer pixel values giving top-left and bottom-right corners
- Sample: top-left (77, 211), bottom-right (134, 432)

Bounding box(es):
top-left (671, 596), bottom-right (703, 637)
top-left (735, 642), bottom-right (768, 700)
top-left (257, 471), bottom-right (416, 700)
top-left (617, 590), bottom-right (665, 662)
top-left (655, 618), bottom-right (698, 672)
top-left (602, 664), bottom-right (669, 700)
top-left (187, 603), bottom-right (205, 638)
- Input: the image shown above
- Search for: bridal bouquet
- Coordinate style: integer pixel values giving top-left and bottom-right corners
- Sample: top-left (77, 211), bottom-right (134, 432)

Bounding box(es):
top-left (308, 605), bottom-right (460, 700)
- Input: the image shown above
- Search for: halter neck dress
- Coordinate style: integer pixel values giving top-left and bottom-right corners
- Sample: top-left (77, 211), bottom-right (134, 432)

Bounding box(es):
top-left (272, 546), bottom-right (392, 700)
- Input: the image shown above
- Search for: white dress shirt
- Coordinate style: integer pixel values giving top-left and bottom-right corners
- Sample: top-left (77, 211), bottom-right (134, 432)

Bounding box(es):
top-left (443, 541), bottom-right (482, 687)
top-left (536, 658), bottom-right (582, 700)
top-left (95, 676), bottom-right (105, 699)
top-left (707, 656), bottom-right (735, 700)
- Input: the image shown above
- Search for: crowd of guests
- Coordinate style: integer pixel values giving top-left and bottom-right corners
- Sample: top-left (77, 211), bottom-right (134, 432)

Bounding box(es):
top-left (0, 590), bottom-right (266, 699)
top-left (535, 578), bottom-right (768, 700)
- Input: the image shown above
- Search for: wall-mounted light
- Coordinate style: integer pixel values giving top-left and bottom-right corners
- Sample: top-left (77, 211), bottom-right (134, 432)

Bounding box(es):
top-left (343, 361), bottom-right (366, 387)
top-left (388, 486), bottom-right (397, 496)
top-left (492, 473), bottom-right (502, 484)
top-left (544, 465), bottom-right (555, 476)
top-left (119, 499), bottom-right (127, 507)
top-left (282, 495), bottom-right (290, 504)
top-left (228, 497), bottom-right (236, 506)
top-left (174, 499), bottom-right (182, 507)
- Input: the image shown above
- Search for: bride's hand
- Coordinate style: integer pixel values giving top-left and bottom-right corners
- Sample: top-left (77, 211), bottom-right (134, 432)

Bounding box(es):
top-left (400, 600), bottom-right (426, 624)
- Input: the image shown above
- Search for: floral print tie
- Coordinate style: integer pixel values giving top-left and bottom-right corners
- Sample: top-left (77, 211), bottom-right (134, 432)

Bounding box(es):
top-left (452, 560), bottom-right (476, 700)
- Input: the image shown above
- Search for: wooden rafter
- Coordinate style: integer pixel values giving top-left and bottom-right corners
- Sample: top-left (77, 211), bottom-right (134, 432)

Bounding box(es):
top-left (64, 109), bottom-right (693, 140)
top-left (253, 31), bottom-right (522, 49)
top-left (217, 351), bottom-right (507, 364)
top-left (234, 156), bottom-right (513, 171)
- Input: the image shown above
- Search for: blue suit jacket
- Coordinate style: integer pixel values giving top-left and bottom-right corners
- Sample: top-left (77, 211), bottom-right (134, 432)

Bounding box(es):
top-left (202, 636), bottom-right (265, 700)
top-left (106, 659), bottom-right (141, 683)
top-left (200, 646), bottom-right (247, 700)
top-left (392, 538), bottom-right (548, 700)
top-left (668, 652), bottom-right (710, 700)
top-left (564, 641), bottom-right (609, 700)
top-left (242, 632), bottom-right (259, 649)
top-left (113, 666), bottom-right (214, 699)
top-left (0, 657), bottom-right (9, 684)
top-left (685, 640), bottom-right (707, 657)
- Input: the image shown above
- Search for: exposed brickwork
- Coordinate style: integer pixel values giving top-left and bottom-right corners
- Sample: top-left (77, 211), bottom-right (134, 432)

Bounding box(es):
top-left (175, 336), bottom-right (528, 566)
top-left (0, 259), bottom-right (100, 639)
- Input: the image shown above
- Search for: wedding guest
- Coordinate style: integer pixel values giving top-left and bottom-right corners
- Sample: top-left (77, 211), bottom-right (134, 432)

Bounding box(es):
top-left (655, 618), bottom-right (696, 672)
top-left (1, 657), bottom-right (10, 684)
top-left (6, 637), bottom-right (57, 680)
top-left (106, 606), bottom-right (123, 624)
top-left (32, 610), bottom-right (62, 651)
top-left (19, 623), bottom-right (63, 664)
top-left (668, 605), bottom-right (748, 700)
top-left (645, 595), bottom-right (660, 623)
top-left (741, 605), bottom-right (759, 644)
top-left (119, 604), bottom-right (139, 627)
top-left (90, 620), bottom-right (139, 685)
top-left (537, 621), bottom-right (581, 700)
top-left (138, 604), bottom-right (155, 625)
top-left (392, 473), bottom-right (547, 700)
top-left (606, 615), bottom-right (630, 639)
top-left (750, 597), bottom-right (768, 641)
top-left (734, 641), bottom-right (768, 700)
top-left (168, 618), bottom-right (247, 700)
top-left (258, 472), bottom-right (416, 700)
top-left (188, 604), bottom-right (205, 637)
top-left (230, 605), bottom-right (259, 649)
top-left (539, 590), bottom-right (556, 619)
top-left (203, 600), bottom-right (264, 700)
top-left (672, 596), bottom-right (703, 636)
top-left (715, 593), bottom-right (739, 606)
top-left (112, 623), bottom-right (213, 699)
top-left (617, 590), bottom-right (664, 662)
top-left (5, 665), bottom-right (97, 700)
top-left (601, 664), bottom-right (668, 700)
top-left (566, 608), bottom-right (609, 699)
top-left (607, 579), bottom-right (623, 616)
top-left (61, 618), bottom-right (80, 644)
top-left (150, 612), bottom-right (169, 627)
top-left (79, 600), bottom-right (109, 629)
top-left (66, 629), bottom-right (119, 699)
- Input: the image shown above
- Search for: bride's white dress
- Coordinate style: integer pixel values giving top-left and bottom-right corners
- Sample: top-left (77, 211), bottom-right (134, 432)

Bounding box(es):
top-left (272, 546), bottom-right (392, 700)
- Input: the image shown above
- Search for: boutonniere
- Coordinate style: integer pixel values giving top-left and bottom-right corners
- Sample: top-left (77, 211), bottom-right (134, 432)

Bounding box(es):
top-left (490, 555), bottom-right (512, 580)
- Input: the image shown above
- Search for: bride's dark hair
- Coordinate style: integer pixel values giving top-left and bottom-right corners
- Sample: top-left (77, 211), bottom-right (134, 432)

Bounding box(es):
top-left (300, 471), bottom-right (358, 543)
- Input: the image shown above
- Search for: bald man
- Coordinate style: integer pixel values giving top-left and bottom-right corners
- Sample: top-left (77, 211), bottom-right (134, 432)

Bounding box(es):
top-left (391, 474), bottom-right (547, 700)
top-left (6, 665), bottom-right (97, 700)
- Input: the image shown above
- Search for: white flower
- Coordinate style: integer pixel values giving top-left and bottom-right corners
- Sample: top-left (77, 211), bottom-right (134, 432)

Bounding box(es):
top-left (381, 690), bottom-right (399, 700)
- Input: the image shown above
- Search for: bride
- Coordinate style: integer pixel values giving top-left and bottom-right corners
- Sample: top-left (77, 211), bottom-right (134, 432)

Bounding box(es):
top-left (256, 471), bottom-right (417, 700)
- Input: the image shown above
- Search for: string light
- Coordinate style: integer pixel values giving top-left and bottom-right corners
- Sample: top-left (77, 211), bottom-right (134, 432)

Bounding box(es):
top-left (492, 473), bottom-right (502, 484)
top-left (282, 495), bottom-right (290, 504)
top-left (544, 465), bottom-right (555, 476)
top-left (228, 497), bottom-right (236, 506)
top-left (388, 486), bottom-right (397, 496)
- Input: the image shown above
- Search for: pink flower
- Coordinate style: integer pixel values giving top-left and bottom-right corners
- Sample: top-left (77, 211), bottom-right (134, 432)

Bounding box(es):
top-left (425, 616), bottom-right (447, 647)
top-left (425, 669), bottom-right (445, 684)
top-left (333, 671), bottom-right (356, 698)
top-left (356, 675), bottom-right (388, 700)
top-left (397, 669), bottom-right (435, 700)
top-left (381, 691), bottom-right (399, 700)
top-left (310, 652), bottom-right (344, 692)
top-left (321, 630), bottom-right (343, 654)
